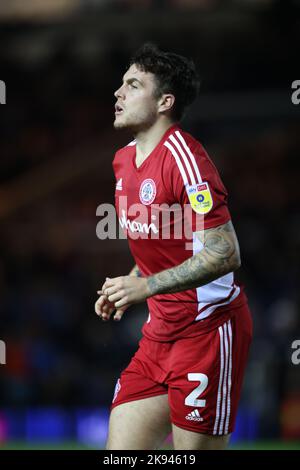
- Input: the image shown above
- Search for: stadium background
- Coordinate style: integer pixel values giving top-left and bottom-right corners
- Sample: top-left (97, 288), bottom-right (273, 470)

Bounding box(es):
top-left (0, 0), bottom-right (299, 450)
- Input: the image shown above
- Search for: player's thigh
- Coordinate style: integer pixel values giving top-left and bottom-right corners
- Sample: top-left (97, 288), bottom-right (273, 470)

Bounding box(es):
top-left (172, 424), bottom-right (230, 450)
top-left (106, 394), bottom-right (171, 450)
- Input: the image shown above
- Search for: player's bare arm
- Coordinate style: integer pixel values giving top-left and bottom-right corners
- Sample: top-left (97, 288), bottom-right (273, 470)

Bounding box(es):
top-left (147, 220), bottom-right (240, 295)
top-left (101, 220), bottom-right (240, 309)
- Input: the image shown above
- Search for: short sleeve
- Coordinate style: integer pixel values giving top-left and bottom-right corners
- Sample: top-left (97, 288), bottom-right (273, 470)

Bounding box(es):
top-left (170, 142), bottom-right (231, 231)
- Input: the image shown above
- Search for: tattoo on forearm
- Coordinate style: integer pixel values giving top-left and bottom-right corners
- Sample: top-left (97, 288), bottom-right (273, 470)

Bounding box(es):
top-left (130, 265), bottom-right (142, 277)
top-left (147, 221), bottom-right (241, 296)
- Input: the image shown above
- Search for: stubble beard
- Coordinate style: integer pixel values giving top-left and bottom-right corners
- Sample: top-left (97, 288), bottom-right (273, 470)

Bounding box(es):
top-left (113, 109), bottom-right (157, 134)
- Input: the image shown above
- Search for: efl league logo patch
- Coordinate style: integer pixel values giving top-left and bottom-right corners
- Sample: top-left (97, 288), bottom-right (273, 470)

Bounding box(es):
top-left (187, 182), bottom-right (213, 214)
top-left (139, 178), bottom-right (156, 205)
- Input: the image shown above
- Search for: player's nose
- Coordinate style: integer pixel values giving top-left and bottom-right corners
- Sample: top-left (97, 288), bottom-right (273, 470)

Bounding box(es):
top-left (114, 86), bottom-right (124, 99)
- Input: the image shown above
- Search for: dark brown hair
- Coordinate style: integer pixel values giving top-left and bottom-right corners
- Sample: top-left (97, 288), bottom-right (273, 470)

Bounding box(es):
top-left (130, 43), bottom-right (200, 120)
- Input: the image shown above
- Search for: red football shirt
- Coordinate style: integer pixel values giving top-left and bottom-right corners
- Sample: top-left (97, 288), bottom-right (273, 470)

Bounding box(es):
top-left (113, 124), bottom-right (246, 341)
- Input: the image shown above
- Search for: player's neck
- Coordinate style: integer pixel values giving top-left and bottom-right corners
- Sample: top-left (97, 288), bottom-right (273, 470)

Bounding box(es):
top-left (134, 119), bottom-right (175, 160)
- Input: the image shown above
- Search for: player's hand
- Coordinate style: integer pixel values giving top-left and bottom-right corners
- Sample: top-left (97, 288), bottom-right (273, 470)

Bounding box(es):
top-left (94, 293), bottom-right (129, 321)
top-left (101, 276), bottom-right (151, 309)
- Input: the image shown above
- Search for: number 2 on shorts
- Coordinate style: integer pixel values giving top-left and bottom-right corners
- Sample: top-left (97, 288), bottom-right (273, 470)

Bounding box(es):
top-left (184, 373), bottom-right (208, 407)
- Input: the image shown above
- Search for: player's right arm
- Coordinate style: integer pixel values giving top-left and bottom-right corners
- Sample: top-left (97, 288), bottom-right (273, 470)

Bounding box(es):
top-left (95, 264), bottom-right (140, 321)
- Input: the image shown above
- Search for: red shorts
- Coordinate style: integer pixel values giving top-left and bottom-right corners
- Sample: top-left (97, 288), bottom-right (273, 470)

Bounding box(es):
top-left (111, 302), bottom-right (252, 435)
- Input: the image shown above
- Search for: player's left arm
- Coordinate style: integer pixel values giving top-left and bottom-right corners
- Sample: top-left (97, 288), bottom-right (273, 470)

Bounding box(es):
top-left (146, 219), bottom-right (240, 295)
top-left (101, 220), bottom-right (241, 309)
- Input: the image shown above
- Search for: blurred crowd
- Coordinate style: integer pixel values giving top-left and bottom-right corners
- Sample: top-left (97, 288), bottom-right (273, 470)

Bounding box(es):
top-left (0, 5), bottom-right (299, 440)
top-left (1, 0), bottom-right (299, 18)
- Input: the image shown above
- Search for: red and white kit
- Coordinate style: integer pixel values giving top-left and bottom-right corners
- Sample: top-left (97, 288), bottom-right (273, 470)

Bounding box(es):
top-left (111, 124), bottom-right (252, 434)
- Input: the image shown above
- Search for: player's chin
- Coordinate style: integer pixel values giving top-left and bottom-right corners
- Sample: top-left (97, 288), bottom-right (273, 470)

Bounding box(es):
top-left (113, 118), bottom-right (127, 130)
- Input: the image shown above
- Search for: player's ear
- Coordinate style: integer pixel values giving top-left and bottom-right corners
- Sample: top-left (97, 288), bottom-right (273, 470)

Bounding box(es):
top-left (158, 94), bottom-right (175, 114)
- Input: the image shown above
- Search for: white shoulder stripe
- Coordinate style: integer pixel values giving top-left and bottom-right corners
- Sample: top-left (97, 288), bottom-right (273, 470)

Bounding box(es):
top-left (164, 140), bottom-right (188, 186)
top-left (175, 130), bottom-right (202, 183)
top-left (127, 140), bottom-right (136, 146)
top-left (169, 134), bottom-right (196, 185)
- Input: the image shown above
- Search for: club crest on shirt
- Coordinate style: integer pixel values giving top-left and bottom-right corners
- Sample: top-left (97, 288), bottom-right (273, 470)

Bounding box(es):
top-left (187, 182), bottom-right (213, 214)
top-left (139, 178), bottom-right (156, 205)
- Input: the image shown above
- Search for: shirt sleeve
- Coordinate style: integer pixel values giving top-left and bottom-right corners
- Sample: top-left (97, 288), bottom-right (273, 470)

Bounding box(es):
top-left (170, 142), bottom-right (231, 231)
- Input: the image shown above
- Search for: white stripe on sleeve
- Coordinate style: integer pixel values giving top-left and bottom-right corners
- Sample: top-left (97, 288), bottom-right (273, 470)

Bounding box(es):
top-left (169, 134), bottom-right (196, 185)
top-left (164, 140), bottom-right (189, 186)
top-left (175, 130), bottom-right (203, 183)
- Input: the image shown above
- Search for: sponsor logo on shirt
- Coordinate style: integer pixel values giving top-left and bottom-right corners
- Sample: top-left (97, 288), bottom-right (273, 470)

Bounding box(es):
top-left (187, 182), bottom-right (213, 215)
top-left (139, 179), bottom-right (156, 205)
top-left (119, 209), bottom-right (159, 234)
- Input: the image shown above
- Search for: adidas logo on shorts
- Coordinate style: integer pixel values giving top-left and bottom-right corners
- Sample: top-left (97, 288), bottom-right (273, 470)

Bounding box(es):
top-left (185, 409), bottom-right (203, 422)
